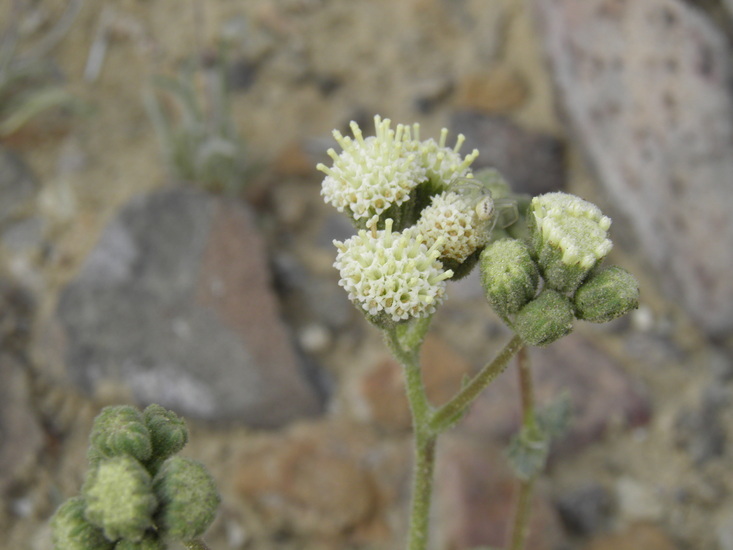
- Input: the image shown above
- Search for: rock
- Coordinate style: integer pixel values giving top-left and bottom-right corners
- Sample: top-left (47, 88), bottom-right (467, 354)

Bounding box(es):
top-left (585, 522), bottom-right (677, 550)
top-left (616, 477), bottom-right (664, 523)
top-left (48, 187), bottom-right (321, 425)
top-left (434, 435), bottom-right (565, 550)
top-left (0, 147), bottom-right (37, 225)
top-left (234, 421), bottom-right (390, 543)
top-left (344, 335), bottom-right (473, 433)
top-left (555, 483), bottom-right (614, 536)
top-left (456, 66), bottom-right (529, 113)
top-left (532, 0), bottom-right (733, 336)
top-left (459, 333), bottom-right (651, 456)
top-left (0, 355), bottom-right (44, 494)
top-left (674, 383), bottom-right (728, 464)
top-left (450, 111), bottom-right (566, 195)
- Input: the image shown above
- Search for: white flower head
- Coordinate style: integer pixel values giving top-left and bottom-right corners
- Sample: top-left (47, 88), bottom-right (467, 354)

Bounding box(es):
top-left (333, 219), bottom-right (453, 322)
top-left (531, 192), bottom-right (613, 269)
top-left (317, 115), bottom-right (426, 221)
top-left (416, 191), bottom-right (491, 263)
top-left (415, 126), bottom-right (479, 189)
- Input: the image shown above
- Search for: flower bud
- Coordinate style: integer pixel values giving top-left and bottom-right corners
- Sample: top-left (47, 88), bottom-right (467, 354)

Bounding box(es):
top-left (529, 193), bottom-right (613, 293)
top-left (480, 239), bottom-right (539, 319)
top-left (574, 266), bottom-right (640, 323)
top-left (143, 404), bottom-right (189, 470)
top-left (513, 289), bottom-right (574, 346)
top-left (113, 533), bottom-right (164, 550)
top-left (153, 457), bottom-right (220, 541)
top-left (89, 406), bottom-right (152, 463)
top-left (83, 456), bottom-right (157, 542)
top-left (51, 497), bottom-right (114, 550)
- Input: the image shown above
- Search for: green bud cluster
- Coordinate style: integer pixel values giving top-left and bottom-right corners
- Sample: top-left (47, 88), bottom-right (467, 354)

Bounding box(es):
top-left (51, 404), bottom-right (219, 550)
top-left (480, 192), bottom-right (640, 346)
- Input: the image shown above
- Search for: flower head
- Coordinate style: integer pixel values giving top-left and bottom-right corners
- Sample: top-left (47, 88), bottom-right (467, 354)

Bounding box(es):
top-left (317, 115), bottom-right (426, 222)
top-left (333, 219), bottom-right (453, 323)
top-left (415, 127), bottom-right (479, 190)
top-left (416, 191), bottom-right (491, 263)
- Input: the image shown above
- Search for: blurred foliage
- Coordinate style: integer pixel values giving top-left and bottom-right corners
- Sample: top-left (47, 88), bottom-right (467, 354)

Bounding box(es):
top-left (144, 48), bottom-right (251, 195)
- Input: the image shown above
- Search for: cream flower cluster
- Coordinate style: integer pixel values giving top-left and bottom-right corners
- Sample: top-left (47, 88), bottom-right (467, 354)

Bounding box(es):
top-left (417, 128), bottom-right (479, 188)
top-left (317, 116), bottom-right (426, 221)
top-left (531, 192), bottom-right (613, 268)
top-left (416, 191), bottom-right (491, 263)
top-left (333, 219), bottom-right (454, 322)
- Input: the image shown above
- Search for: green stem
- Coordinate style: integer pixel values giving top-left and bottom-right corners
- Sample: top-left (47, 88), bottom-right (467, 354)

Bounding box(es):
top-left (507, 346), bottom-right (535, 550)
top-left (430, 334), bottom-right (524, 432)
top-left (183, 539), bottom-right (212, 550)
top-left (385, 326), bottom-right (435, 550)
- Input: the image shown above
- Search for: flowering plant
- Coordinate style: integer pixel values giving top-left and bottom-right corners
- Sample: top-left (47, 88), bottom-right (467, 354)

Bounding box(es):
top-left (318, 115), bottom-right (639, 550)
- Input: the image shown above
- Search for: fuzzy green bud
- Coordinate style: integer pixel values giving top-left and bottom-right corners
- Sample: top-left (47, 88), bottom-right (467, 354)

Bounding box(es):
top-left (143, 404), bottom-right (189, 470)
top-left (51, 497), bottom-right (115, 550)
top-left (514, 289), bottom-right (574, 346)
top-left (529, 193), bottom-right (613, 293)
top-left (83, 456), bottom-right (157, 542)
top-left (574, 266), bottom-right (640, 323)
top-left (89, 406), bottom-right (152, 463)
top-left (480, 239), bottom-right (539, 319)
top-left (113, 533), bottom-right (164, 550)
top-left (153, 457), bottom-right (220, 541)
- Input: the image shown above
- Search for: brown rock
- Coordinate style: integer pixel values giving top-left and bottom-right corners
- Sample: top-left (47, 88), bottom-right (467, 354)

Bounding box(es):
top-left (532, 0), bottom-right (733, 335)
top-left (456, 66), bottom-right (529, 113)
top-left (459, 333), bottom-right (651, 456)
top-left (346, 335), bottom-right (473, 433)
top-left (585, 522), bottom-right (678, 550)
top-left (435, 435), bottom-right (565, 550)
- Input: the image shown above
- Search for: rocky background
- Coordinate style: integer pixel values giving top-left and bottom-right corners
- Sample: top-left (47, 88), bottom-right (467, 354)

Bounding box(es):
top-left (2, 0), bottom-right (733, 549)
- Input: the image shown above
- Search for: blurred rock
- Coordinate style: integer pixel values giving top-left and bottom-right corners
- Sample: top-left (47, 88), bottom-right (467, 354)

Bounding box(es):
top-left (616, 477), bottom-right (664, 523)
top-left (48, 187), bottom-right (321, 425)
top-left (459, 333), bottom-right (651, 455)
top-left (0, 148), bottom-right (37, 225)
top-left (532, 0), bottom-right (733, 336)
top-left (435, 435), bottom-right (565, 550)
top-left (674, 383), bottom-right (728, 464)
top-left (234, 420), bottom-right (395, 545)
top-left (344, 336), bottom-right (472, 433)
top-left (555, 483), bottom-right (614, 536)
top-left (0, 355), bottom-right (43, 494)
top-left (585, 522), bottom-right (677, 550)
top-left (450, 111), bottom-right (566, 195)
top-left (456, 66), bottom-right (529, 113)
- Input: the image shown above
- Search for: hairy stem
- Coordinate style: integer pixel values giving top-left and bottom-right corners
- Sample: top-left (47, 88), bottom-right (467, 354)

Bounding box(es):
top-left (507, 346), bottom-right (535, 550)
top-left (430, 334), bottom-right (524, 432)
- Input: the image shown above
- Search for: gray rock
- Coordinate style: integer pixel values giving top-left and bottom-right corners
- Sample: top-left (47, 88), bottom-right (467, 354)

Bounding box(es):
top-left (532, 0), bottom-right (733, 336)
top-left (0, 355), bottom-right (43, 494)
top-left (459, 333), bottom-right (651, 455)
top-left (450, 111), bottom-right (567, 195)
top-left (555, 483), bottom-right (614, 536)
top-left (53, 187), bottom-right (321, 426)
top-left (0, 148), bottom-right (37, 226)
top-left (675, 384), bottom-right (728, 464)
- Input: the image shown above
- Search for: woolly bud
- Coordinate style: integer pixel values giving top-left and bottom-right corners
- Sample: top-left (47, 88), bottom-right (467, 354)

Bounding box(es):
top-left (51, 497), bottom-right (115, 550)
top-left (83, 456), bottom-right (157, 542)
top-left (89, 406), bottom-right (152, 463)
top-left (479, 239), bottom-right (539, 319)
top-left (513, 289), bottom-right (574, 346)
top-left (113, 533), bottom-right (165, 550)
top-left (529, 192), bottom-right (613, 293)
top-left (143, 404), bottom-right (189, 470)
top-left (574, 266), bottom-right (640, 323)
top-left (153, 457), bottom-right (220, 541)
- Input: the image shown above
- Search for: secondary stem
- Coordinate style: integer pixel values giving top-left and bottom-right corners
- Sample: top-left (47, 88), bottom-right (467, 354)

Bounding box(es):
top-left (507, 346), bottom-right (535, 550)
top-left (430, 334), bottom-right (524, 432)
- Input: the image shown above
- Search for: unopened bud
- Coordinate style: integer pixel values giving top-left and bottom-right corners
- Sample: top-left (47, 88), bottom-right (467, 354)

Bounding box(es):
top-left (480, 239), bottom-right (539, 319)
top-left (514, 289), bottom-right (574, 346)
top-left (89, 406), bottom-right (152, 464)
top-left (51, 497), bottom-right (114, 550)
top-left (143, 404), bottom-right (189, 471)
top-left (574, 266), bottom-right (640, 323)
